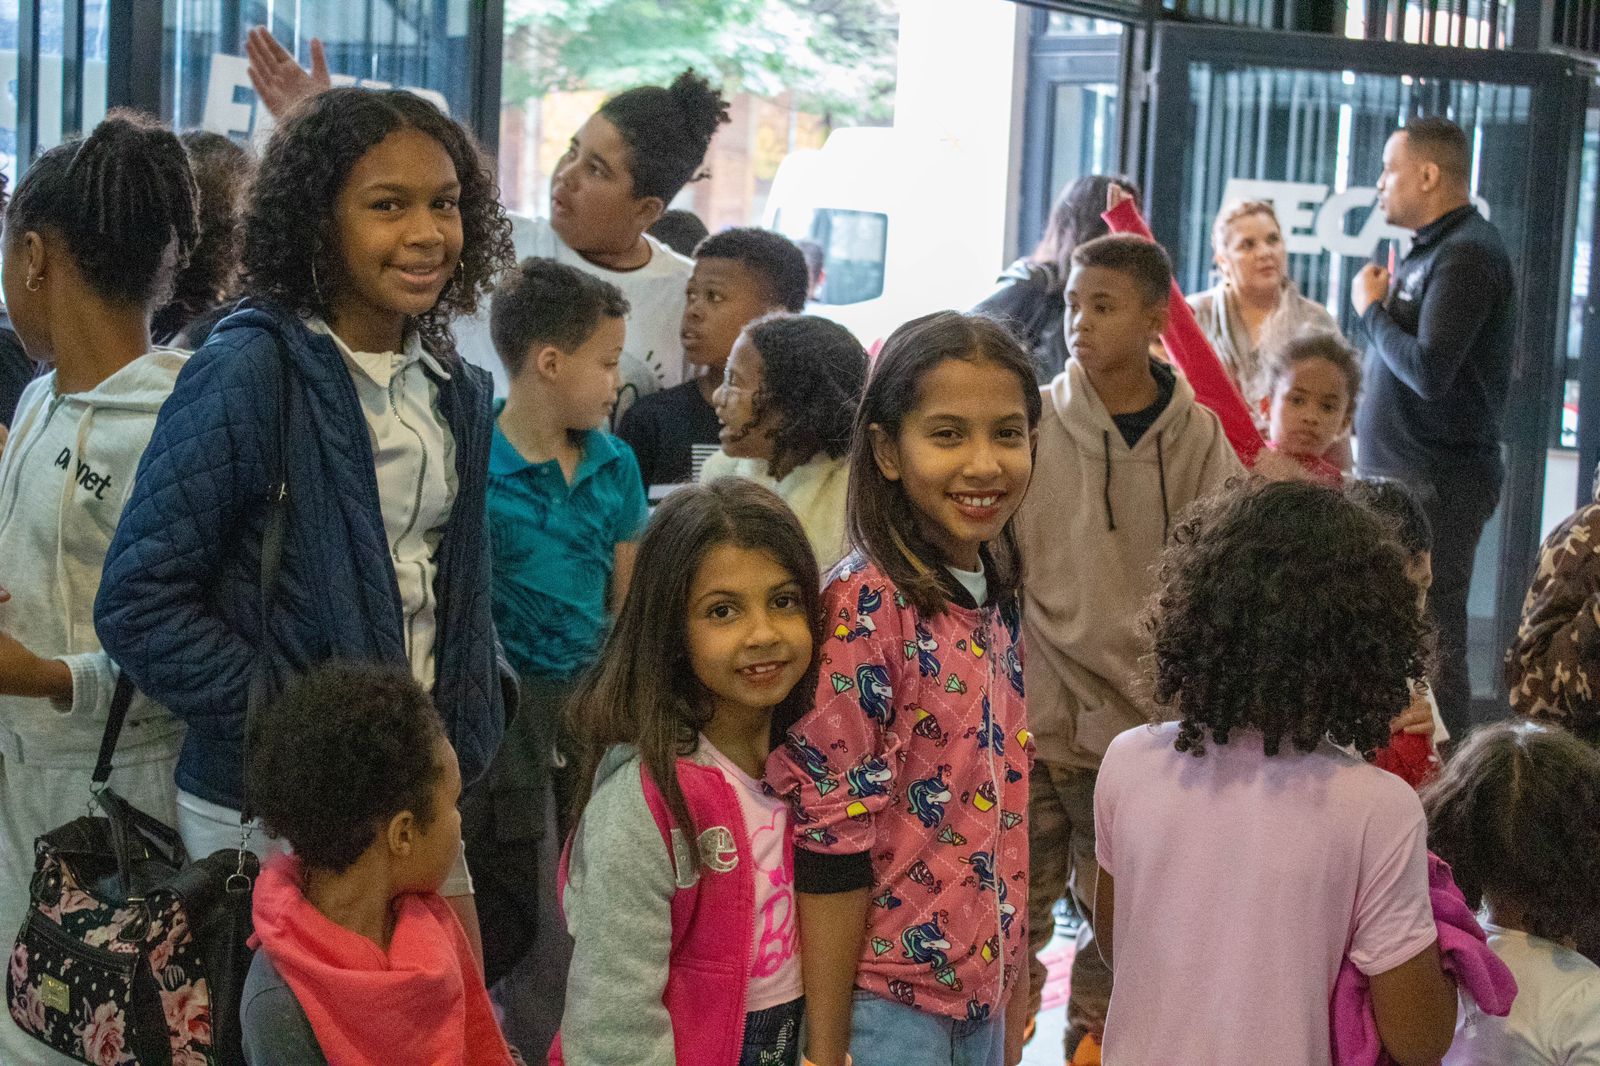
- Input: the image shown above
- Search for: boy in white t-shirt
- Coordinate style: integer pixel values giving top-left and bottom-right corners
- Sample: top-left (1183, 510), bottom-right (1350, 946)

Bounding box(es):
top-left (1426, 720), bottom-right (1600, 1066)
top-left (241, 33), bottom-right (729, 406)
top-left (469, 72), bottom-right (732, 407)
top-left (1093, 479), bottom-right (1457, 1065)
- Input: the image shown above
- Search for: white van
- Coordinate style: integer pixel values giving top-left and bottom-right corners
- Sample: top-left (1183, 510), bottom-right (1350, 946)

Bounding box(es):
top-left (764, 127), bottom-right (995, 350)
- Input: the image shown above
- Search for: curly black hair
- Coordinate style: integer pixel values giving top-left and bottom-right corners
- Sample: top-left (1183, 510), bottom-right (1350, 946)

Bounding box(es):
top-left (152, 131), bottom-right (254, 343)
top-left (1346, 478), bottom-right (1432, 557)
top-left (735, 314), bottom-right (867, 478)
top-left (491, 257), bottom-right (630, 377)
top-left (1149, 478), bottom-right (1429, 758)
top-left (242, 87), bottom-right (514, 356)
top-left (6, 109), bottom-right (198, 309)
top-left (694, 227), bottom-right (810, 314)
top-left (1422, 719), bottom-right (1600, 942)
top-left (599, 70), bottom-right (731, 203)
top-left (247, 661), bottom-right (447, 873)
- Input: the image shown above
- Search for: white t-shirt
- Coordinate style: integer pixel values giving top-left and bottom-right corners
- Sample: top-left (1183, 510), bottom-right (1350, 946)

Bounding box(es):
top-left (453, 214), bottom-right (693, 404)
top-left (1445, 924), bottom-right (1600, 1066)
top-left (700, 737), bottom-right (802, 1013)
top-left (1094, 721), bottom-right (1437, 1065)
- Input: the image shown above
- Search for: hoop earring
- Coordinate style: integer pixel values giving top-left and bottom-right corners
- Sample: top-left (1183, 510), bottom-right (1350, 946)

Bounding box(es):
top-left (25, 274), bottom-right (41, 292)
top-left (311, 252), bottom-right (324, 307)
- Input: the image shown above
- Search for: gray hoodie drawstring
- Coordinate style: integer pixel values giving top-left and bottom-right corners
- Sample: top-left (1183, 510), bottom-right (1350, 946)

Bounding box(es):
top-left (1156, 431), bottom-right (1170, 540)
top-left (1102, 429), bottom-right (1116, 531)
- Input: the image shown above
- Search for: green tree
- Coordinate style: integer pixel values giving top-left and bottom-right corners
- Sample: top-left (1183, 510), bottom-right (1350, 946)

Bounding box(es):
top-left (503, 0), bottom-right (899, 125)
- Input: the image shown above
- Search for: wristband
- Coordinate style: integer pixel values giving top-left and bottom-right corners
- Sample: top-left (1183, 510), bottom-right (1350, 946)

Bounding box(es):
top-left (802, 1057), bottom-right (852, 1066)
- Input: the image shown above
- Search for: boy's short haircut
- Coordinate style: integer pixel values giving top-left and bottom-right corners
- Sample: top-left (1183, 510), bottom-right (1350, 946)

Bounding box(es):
top-left (1070, 233), bottom-right (1172, 306)
top-left (1402, 117), bottom-right (1471, 184)
top-left (246, 661), bottom-right (446, 873)
top-left (490, 257), bottom-right (630, 378)
top-left (692, 227), bottom-right (811, 313)
top-left (1347, 478), bottom-right (1433, 556)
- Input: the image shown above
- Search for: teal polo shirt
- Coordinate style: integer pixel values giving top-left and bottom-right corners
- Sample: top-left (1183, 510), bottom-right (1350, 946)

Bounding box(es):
top-left (486, 403), bottom-right (650, 680)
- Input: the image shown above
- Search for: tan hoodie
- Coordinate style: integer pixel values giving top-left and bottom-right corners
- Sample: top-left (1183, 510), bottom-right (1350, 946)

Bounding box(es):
top-left (1016, 359), bottom-right (1243, 769)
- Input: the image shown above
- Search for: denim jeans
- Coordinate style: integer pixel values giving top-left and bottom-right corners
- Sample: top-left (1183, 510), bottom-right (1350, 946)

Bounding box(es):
top-left (741, 997), bottom-right (804, 1066)
top-left (848, 990), bottom-right (1005, 1066)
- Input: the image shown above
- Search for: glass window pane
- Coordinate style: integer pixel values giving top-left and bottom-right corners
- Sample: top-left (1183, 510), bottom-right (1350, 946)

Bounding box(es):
top-left (162, 0), bottom-right (473, 141)
top-left (812, 209), bottom-right (888, 306)
top-left (1049, 81), bottom-right (1119, 200)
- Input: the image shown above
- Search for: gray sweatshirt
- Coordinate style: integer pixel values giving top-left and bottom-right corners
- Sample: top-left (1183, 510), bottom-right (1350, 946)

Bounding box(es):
top-left (0, 353), bottom-right (187, 763)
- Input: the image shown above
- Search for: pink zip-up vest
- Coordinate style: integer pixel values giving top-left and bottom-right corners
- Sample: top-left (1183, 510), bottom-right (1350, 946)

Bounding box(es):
top-left (550, 757), bottom-right (757, 1066)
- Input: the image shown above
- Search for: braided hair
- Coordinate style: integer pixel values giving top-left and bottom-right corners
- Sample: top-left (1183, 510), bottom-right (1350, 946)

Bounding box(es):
top-left (6, 109), bottom-right (200, 310)
top-left (599, 70), bottom-right (731, 203)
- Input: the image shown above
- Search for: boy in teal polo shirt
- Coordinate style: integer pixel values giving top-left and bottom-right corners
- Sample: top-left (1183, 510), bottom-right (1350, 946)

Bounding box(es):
top-left (464, 257), bottom-right (648, 985)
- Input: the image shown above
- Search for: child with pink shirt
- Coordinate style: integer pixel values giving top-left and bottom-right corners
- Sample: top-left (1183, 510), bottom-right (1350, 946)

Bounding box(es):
top-left (554, 478), bottom-right (823, 1066)
top-left (1092, 478), bottom-right (1458, 1065)
top-left (767, 311), bottom-right (1039, 1066)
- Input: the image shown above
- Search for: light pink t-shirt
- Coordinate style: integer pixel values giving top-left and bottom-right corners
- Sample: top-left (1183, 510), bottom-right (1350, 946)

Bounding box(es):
top-left (1094, 722), bottom-right (1437, 1065)
top-left (702, 739), bottom-right (802, 1013)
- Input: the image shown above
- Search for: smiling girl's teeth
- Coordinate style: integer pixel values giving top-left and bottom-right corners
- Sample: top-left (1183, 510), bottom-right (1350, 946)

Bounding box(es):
top-left (743, 663), bottom-right (781, 675)
top-left (954, 494), bottom-right (999, 507)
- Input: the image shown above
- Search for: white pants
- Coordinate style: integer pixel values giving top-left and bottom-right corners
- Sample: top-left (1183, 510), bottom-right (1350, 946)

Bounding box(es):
top-left (0, 735), bottom-right (179, 1066)
top-left (176, 789), bottom-right (474, 896)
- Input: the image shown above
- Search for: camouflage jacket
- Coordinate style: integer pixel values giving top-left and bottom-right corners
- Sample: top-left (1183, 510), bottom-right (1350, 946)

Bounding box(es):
top-left (1505, 497), bottom-right (1600, 745)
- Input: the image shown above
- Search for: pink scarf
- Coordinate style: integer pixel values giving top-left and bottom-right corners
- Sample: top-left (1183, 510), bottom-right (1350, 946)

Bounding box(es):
top-left (251, 854), bottom-right (515, 1066)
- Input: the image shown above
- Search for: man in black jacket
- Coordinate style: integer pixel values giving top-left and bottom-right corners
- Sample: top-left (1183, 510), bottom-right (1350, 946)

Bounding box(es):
top-left (1351, 117), bottom-right (1515, 738)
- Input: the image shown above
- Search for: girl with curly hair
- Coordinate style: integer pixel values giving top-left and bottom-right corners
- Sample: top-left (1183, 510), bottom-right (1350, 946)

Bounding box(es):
top-left (1091, 478), bottom-right (1457, 1065)
top-left (557, 479), bottom-right (822, 1066)
top-left (1423, 720), bottom-right (1600, 1062)
top-left (96, 88), bottom-right (515, 957)
top-left (703, 313), bottom-right (868, 570)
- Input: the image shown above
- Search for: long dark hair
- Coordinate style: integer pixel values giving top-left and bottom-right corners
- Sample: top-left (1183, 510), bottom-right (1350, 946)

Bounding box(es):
top-left (846, 311), bottom-right (1041, 616)
top-left (567, 479), bottom-right (824, 860)
top-left (1033, 174), bottom-right (1140, 294)
top-left (243, 87), bottom-right (514, 356)
top-left (1422, 719), bottom-right (1600, 943)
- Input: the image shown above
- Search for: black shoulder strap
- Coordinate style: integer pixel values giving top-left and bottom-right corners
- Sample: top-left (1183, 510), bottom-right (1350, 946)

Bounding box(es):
top-left (239, 350), bottom-right (293, 822)
top-left (91, 674), bottom-right (136, 787)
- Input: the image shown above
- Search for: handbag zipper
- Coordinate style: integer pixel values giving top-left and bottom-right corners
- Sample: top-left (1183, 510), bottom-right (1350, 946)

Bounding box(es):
top-left (24, 909), bottom-right (139, 974)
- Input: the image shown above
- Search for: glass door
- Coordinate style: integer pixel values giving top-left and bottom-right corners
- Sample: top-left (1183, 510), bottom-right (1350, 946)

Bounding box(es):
top-left (1143, 22), bottom-right (1591, 724)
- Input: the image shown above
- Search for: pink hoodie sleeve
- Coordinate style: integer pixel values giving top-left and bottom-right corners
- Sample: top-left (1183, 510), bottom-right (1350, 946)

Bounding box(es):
top-left (767, 566), bottom-right (904, 859)
top-left (1330, 852), bottom-right (1517, 1066)
top-left (1102, 199), bottom-right (1267, 467)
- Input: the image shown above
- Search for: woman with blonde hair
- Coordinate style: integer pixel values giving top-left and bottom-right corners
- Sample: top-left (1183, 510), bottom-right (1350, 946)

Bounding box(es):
top-left (1188, 200), bottom-right (1342, 428)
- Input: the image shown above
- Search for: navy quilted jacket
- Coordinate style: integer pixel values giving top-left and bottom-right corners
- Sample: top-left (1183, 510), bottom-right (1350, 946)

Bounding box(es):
top-left (95, 301), bottom-right (506, 810)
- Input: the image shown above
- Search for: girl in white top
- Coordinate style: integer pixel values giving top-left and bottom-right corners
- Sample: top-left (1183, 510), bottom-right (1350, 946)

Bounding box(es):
top-left (1426, 720), bottom-right (1600, 1066)
top-left (703, 315), bottom-right (868, 572)
top-left (0, 112), bottom-right (199, 1066)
